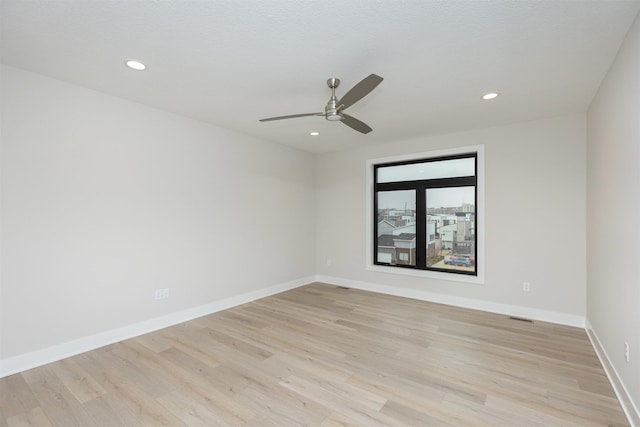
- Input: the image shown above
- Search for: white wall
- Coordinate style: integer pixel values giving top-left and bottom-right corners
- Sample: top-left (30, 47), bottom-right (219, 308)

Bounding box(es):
top-left (0, 66), bottom-right (316, 366)
top-left (587, 11), bottom-right (640, 420)
top-left (316, 114), bottom-right (587, 323)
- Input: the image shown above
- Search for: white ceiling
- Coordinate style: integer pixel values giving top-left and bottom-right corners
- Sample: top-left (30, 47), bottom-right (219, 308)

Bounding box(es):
top-left (2, 1), bottom-right (639, 154)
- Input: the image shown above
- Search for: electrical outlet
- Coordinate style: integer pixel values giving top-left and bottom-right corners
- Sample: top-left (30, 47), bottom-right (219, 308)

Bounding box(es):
top-left (625, 342), bottom-right (630, 363)
top-left (522, 282), bottom-right (530, 292)
top-left (154, 288), bottom-right (169, 300)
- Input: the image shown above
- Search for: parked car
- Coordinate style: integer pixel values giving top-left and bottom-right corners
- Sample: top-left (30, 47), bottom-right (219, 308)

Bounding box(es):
top-left (445, 256), bottom-right (472, 267)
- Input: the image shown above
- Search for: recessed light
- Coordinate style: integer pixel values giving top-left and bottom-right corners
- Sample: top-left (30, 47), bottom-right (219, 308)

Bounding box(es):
top-left (310, 131), bottom-right (320, 136)
top-left (482, 92), bottom-right (499, 100)
top-left (125, 60), bottom-right (146, 71)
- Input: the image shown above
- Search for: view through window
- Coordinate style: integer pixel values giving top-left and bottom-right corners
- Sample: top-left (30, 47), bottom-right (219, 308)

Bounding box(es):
top-left (374, 153), bottom-right (477, 276)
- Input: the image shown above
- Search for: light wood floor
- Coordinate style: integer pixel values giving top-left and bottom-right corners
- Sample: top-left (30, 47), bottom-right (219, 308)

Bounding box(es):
top-left (0, 283), bottom-right (629, 426)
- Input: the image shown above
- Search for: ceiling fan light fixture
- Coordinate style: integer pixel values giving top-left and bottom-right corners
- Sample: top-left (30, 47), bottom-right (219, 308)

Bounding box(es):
top-left (326, 113), bottom-right (342, 121)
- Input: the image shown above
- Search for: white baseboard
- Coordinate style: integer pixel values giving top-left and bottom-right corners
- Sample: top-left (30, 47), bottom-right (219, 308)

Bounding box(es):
top-left (315, 275), bottom-right (585, 328)
top-left (0, 276), bottom-right (314, 378)
top-left (586, 320), bottom-right (640, 427)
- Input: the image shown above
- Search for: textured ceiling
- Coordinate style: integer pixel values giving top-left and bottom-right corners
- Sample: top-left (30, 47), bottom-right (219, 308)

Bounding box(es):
top-left (2, 0), bottom-right (639, 153)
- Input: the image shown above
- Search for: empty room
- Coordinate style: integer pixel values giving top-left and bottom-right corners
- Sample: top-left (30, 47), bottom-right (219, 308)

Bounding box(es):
top-left (1, 1), bottom-right (639, 425)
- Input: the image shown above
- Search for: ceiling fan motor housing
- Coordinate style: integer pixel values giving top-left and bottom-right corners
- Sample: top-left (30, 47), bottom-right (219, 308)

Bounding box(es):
top-left (325, 78), bottom-right (343, 121)
top-left (325, 99), bottom-right (343, 121)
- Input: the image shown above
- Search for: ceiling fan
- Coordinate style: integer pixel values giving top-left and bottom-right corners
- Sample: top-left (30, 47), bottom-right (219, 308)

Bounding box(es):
top-left (259, 74), bottom-right (383, 134)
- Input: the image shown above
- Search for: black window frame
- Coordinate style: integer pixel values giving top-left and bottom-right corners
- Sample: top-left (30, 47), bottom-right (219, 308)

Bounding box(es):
top-left (373, 152), bottom-right (478, 277)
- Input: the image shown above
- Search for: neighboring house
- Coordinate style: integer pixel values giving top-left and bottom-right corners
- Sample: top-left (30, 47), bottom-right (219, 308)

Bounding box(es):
top-left (377, 219), bottom-right (396, 237)
top-left (440, 223), bottom-right (457, 250)
top-left (382, 215), bottom-right (406, 227)
top-left (453, 240), bottom-right (475, 258)
top-left (393, 233), bottom-right (416, 265)
top-left (426, 221), bottom-right (437, 244)
top-left (376, 234), bottom-right (397, 264)
top-left (380, 209), bottom-right (416, 227)
top-left (377, 232), bottom-right (416, 265)
top-left (391, 223), bottom-right (416, 236)
top-left (426, 221), bottom-right (441, 259)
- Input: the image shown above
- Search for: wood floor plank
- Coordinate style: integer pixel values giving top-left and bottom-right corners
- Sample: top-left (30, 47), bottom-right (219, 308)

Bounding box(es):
top-left (91, 343), bottom-right (176, 399)
top-left (91, 368), bottom-right (186, 426)
top-left (79, 396), bottom-right (129, 427)
top-left (380, 400), bottom-right (455, 427)
top-left (133, 333), bottom-right (174, 353)
top-left (236, 381), bottom-right (330, 426)
top-left (6, 407), bottom-right (52, 427)
top-left (20, 366), bottom-right (95, 427)
top-left (279, 375), bottom-right (397, 427)
top-left (320, 411), bottom-right (363, 427)
top-left (0, 283), bottom-right (631, 426)
top-left (0, 374), bottom-right (40, 422)
top-left (48, 359), bottom-right (106, 404)
top-left (119, 342), bottom-right (255, 425)
top-left (155, 390), bottom-right (231, 427)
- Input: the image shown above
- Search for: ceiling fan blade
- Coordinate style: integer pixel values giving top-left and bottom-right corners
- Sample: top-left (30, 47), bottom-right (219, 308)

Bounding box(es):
top-left (341, 113), bottom-right (373, 134)
top-left (337, 74), bottom-right (383, 110)
top-left (259, 112), bottom-right (323, 122)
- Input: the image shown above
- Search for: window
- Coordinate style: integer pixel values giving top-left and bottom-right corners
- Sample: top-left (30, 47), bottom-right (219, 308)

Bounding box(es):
top-left (369, 146), bottom-right (482, 281)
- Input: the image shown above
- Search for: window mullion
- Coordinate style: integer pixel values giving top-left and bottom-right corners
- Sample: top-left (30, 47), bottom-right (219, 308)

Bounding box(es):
top-left (415, 185), bottom-right (426, 268)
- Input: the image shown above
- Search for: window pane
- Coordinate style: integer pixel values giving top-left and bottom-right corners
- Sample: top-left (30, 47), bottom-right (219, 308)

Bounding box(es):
top-left (377, 157), bottom-right (474, 183)
top-left (377, 190), bottom-right (416, 266)
top-left (426, 187), bottom-right (475, 273)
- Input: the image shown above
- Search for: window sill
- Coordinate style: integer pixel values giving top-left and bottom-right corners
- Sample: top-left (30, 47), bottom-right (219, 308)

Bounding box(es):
top-left (366, 263), bottom-right (484, 285)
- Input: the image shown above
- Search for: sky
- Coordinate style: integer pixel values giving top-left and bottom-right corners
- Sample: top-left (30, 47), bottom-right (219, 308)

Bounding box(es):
top-left (378, 186), bottom-right (474, 210)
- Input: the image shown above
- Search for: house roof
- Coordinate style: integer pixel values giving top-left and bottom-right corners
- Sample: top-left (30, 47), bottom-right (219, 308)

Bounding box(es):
top-left (377, 220), bottom-right (396, 228)
top-left (395, 233), bottom-right (416, 241)
top-left (379, 233), bottom-right (416, 246)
